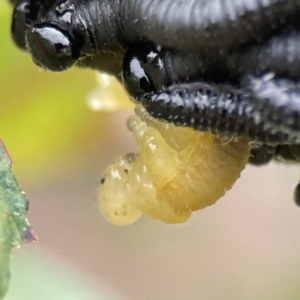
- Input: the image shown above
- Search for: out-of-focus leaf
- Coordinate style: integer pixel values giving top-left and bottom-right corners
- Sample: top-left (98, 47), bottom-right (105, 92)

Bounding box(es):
top-left (0, 140), bottom-right (36, 299)
top-left (0, 2), bottom-right (100, 179)
top-left (7, 248), bottom-right (120, 300)
top-left (0, 2), bottom-right (134, 184)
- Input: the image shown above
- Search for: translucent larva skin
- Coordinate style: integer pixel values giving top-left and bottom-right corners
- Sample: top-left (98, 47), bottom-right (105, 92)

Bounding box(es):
top-left (99, 153), bottom-right (191, 225)
top-left (99, 106), bottom-right (250, 225)
top-left (99, 153), bottom-right (142, 226)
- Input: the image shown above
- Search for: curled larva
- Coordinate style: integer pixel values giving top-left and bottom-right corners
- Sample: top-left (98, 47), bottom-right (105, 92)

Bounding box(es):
top-left (99, 106), bottom-right (250, 225)
top-left (99, 153), bottom-right (143, 226)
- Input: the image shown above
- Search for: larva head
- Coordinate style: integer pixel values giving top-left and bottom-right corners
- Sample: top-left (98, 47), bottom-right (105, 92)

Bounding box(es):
top-left (26, 23), bottom-right (81, 71)
top-left (11, 0), bottom-right (89, 72)
top-left (11, 0), bottom-right (51, 50)
top-left (122, 43), bottom-right (164, 100)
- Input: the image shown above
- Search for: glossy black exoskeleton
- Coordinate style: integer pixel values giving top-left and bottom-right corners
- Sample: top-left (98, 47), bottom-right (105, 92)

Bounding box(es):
top-left (9, 0), bottom-right (300, 73)
top-left (122, 43), bottom-right (163, 99)
top-left (8, 0), bottom-right (300, 203)
top-left (122, 35), bottom-right (300, 144)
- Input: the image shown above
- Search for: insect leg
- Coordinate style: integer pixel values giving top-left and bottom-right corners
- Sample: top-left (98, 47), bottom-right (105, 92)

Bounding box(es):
top-left (249, 144), bottom-right (300, 165)
top-left (249, 145), bottom-right (276, 165)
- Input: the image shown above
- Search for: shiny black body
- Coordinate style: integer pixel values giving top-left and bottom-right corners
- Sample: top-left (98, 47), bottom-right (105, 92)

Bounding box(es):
top-left (10, 0), bottom-right (300, 73)
top-left (123, 30), bottom-right (300, 144)
top-left (8, 0), bottom-right (300, 201)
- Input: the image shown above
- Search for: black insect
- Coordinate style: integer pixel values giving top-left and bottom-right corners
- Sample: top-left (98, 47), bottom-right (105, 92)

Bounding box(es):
top-left (9, 0), bottom-right (300, 202)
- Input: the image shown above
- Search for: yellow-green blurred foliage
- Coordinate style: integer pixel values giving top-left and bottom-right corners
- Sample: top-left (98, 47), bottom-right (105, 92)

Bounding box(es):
top-left (0, 2), bottom-right (128, 181)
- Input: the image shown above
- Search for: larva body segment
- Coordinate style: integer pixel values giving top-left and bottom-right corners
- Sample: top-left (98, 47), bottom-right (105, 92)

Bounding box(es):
top-left (99, 106), bottom-right (250, 225)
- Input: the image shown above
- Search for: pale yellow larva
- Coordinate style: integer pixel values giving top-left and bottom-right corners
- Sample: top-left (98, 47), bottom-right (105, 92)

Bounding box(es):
top-left (99, 105), bottom-right (250, 225)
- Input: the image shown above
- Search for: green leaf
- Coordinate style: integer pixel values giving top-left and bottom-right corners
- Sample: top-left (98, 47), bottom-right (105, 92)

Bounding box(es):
top-left (0, 140), bottom-right (36, 299)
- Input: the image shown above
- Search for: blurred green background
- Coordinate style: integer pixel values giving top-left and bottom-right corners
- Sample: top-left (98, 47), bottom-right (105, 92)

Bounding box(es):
top-left (2, 1), bottom-right (300, 299)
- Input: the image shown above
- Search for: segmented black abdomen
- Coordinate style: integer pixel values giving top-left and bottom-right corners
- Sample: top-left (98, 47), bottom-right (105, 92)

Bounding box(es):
top-left (120, 0), bottom-right (300, 50)
top-left (75, 0), bottom-right (123, 52)
top-left (241, 31), bottom-right (300, 78)
top-left (141, 81), bottom-right (298, 144)
top-left (159, 48), bottom-right (240, 87)
top-left (124, 31), bottom-right (300, 97)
